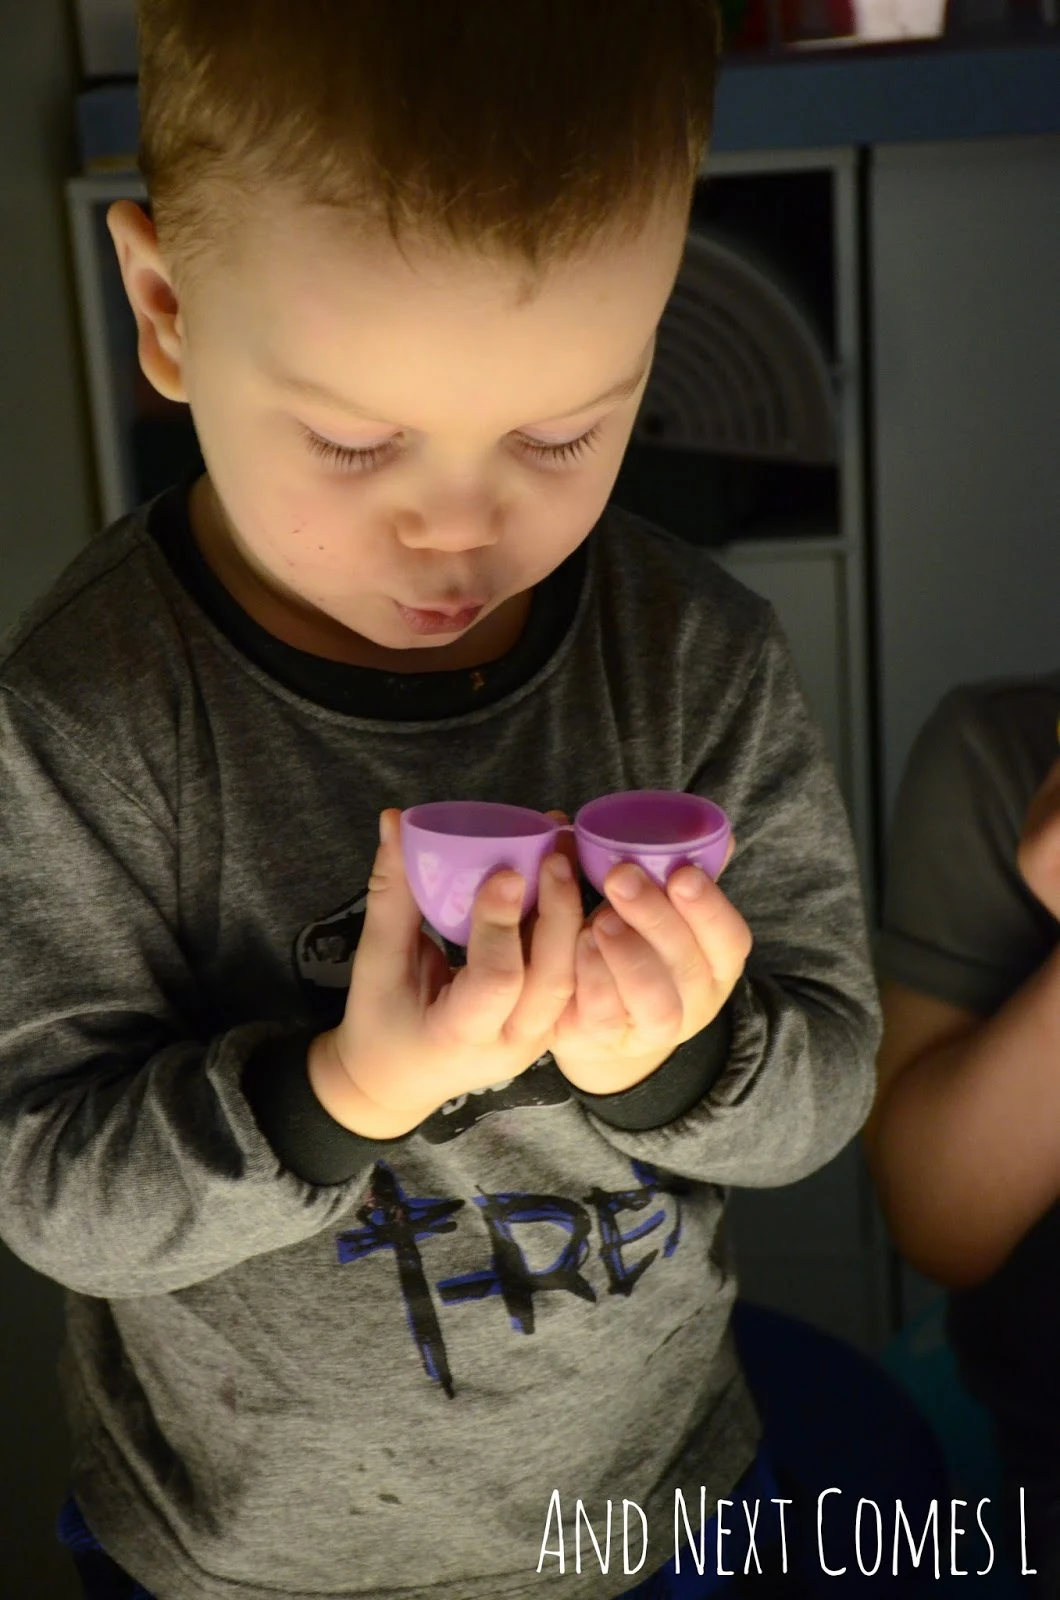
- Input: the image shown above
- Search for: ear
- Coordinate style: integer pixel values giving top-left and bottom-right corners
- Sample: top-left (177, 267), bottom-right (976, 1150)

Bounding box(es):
top-left (106, 200), bottom-right (188, 406)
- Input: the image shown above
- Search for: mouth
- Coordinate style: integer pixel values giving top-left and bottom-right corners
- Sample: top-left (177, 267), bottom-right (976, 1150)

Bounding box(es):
top-left (395, 600), bottom-right (486, 635)
top-left (404, 598), bottom-right (487, 617)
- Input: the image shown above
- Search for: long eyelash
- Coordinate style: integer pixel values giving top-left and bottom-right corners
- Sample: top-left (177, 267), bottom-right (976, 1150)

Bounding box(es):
top-left (519, 423), bottom-right (603, 466)
top-left (303, 433), bottom-right (394, 473)
top-left (302, 422), bottom-right (604, 475)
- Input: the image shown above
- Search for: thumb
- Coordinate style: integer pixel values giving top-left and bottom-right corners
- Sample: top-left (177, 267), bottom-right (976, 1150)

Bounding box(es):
top-left (357, 809), bottom-right (423, 985)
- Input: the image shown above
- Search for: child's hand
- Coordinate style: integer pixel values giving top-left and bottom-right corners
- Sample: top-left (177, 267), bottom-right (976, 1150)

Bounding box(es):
top-left (542, 811), bottom-right (751, 1098)
top-left (1017, 748), bottom-right (1060, 922)
top-left (308, 809), bottom-right (585, 1138)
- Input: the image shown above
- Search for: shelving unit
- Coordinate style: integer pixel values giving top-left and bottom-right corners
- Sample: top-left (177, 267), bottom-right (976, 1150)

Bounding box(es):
top-left (678, 146), bottom-right (890, 1353)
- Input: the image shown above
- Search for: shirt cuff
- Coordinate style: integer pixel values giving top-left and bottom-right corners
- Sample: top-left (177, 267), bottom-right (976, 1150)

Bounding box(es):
top-left (562, 1000), bottom-right (735, 1131)
top-left (240, 1026), bottom-right (419, 1186)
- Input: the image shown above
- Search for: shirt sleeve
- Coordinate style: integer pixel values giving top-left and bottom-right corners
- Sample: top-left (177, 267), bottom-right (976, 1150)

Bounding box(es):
top-left (566, 609), bottom-right (882, 1186)
top-left (240, 1028), bottom-right (419, 1183)
top-left (0, 685), bottom-right (407, 1299)
top-left (562, 1008), bottom-right (734, 1130)
top-left (873, 684), bottom-right (1059, 1017)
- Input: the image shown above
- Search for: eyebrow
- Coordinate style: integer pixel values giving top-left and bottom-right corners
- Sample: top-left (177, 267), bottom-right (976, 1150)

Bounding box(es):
top-left (269, 352), bottom-right (652, 427)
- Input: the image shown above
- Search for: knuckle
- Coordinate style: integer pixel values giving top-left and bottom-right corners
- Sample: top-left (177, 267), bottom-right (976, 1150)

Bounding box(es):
top-left (479, 964), bottom-right (523, 997)
top-left (513, 1032), bottom-right (552, 1064)
top-left (626, 946), bottom-right (656, 981)
top-left (540, 960), bottom-right (576, 998)
top-left (635, 902), bottom-right (667, 935)
top-left (675, 955), bottom-right (703, 987)
top-left (601, 1017), bottom-right (629, 1041)
top-left (663, 996), bottom-right (684, 1029)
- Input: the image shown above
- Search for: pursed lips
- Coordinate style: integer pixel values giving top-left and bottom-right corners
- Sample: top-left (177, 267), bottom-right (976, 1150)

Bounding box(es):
top-left (401, 598), bottom-right (486, 615)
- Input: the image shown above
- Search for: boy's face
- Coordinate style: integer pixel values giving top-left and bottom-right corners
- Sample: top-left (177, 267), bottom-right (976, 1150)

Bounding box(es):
top-left (109, 193), bottom-right (690, 670)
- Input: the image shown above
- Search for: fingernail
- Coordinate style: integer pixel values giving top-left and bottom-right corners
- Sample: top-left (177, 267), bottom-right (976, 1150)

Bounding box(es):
top-left (549, 855), bottom-right (572, 883)
top-left (611, 866), bottom-right (643, 899)
top-left (672, 867), bottom-right (707, 899)
top-left (597, 910), bottom-right (624, 937)
top-left (379, 811), bottom-right (392, 846)
top-left (497, 875), bottom-right (523, 903)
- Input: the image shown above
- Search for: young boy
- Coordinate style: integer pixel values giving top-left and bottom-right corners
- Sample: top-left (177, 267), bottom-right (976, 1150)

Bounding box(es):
top-left (0, 3), bottom-right (881, 1596)
top-left (865, 676), bottom-right (1060, 1592)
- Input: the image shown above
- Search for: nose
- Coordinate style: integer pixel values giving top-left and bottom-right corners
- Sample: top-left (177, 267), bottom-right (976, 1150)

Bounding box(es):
top-left (395, 495), bottom-right (502, 553)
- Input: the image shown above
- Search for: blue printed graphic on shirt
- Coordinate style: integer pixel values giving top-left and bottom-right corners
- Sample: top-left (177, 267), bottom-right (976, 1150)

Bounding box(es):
top-left (336, 1158), bottom-right (688, 1397)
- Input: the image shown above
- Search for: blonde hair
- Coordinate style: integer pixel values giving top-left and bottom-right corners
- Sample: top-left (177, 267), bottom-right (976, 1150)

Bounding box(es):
top-left (135, 0), bottom-right (723, 302)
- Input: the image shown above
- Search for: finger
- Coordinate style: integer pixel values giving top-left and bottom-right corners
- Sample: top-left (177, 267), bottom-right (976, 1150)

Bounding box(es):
top-left (516, 812), bottom-right (580, 961)
top-left (570, 923), bottom-right (630, 1039)
top-left (589, 906), bottom-right (683, 1043)
top-left (355, 809), bottom-right (433, 993)
top-left (602, 864), bottom-right (751, 1028)
top-left (517, 914), bottom-right (537, 967)
top-left (664, 865), bottom-right (753, 998)
top-left (449, 868), bottom-right (528, 1044)
top-left (505, 850), bottom-right (583, 1042)
top-left (416, 932), bottom-right (454, 1010)
top-left (515, 806), bottom-right (582, 953)
top-left (544, 810), bottom-right (579, 878)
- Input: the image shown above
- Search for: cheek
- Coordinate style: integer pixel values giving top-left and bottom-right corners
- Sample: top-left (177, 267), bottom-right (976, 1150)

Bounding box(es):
top-left (232, 410), bottom-right (349, 557)
top-left (561, 444), bottom-right (630, 522)
top-left (251, 481), bottom-right (357, 574)
top-left (283, 513), bottom-right (353, 571)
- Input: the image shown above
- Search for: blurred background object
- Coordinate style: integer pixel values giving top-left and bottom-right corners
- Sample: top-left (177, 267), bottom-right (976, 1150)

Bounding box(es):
top-left (72, 0), bottom-right (1058, 80)
top-left (717, 0), bottom-right (1057, 51)
top-left (72, 0), bottom-right (136, 76)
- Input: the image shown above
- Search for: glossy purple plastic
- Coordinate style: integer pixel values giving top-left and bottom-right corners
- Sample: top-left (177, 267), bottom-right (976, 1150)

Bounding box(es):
top-left (400, 802), bottom-right (557, 946)
top-left (572, 790), bottom-right (730, 898)
top-left (401, 790), bottom-right (731, 945)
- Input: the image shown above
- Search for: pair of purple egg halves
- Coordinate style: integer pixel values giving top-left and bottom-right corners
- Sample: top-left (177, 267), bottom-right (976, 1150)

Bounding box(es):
top-left (400, 788), bottom-right (731, 945)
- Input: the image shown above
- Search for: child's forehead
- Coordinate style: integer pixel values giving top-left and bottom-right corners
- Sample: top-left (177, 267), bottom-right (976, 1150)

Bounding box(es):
top-left (180, 189), bottom-right (687, 424)
top-left (223, 183), bottom-right (685, 290)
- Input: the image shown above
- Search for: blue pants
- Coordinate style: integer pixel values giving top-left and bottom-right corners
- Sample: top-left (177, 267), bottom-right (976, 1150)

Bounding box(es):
top-left (56, 1490), bottom-right (154, 1600)
top-left (57, 1436), bottom-right (788, 1599)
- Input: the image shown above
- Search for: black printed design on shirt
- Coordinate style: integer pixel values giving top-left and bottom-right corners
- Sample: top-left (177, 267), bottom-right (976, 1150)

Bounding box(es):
top-left (419, 1058), bottom-right (573, 1142)
top-left (293, 888), bottom-right (460, 991)
top-left (337, 1158), bottom-right (692, 1397)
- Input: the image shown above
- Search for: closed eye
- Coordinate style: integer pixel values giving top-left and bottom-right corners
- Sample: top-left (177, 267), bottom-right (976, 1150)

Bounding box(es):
top-left (301, 422), bottom-right (604, 476)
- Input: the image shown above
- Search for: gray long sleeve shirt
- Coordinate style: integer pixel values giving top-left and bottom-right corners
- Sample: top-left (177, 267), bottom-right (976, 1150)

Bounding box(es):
top-left (0, 477), bottom-right (880, 1599)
